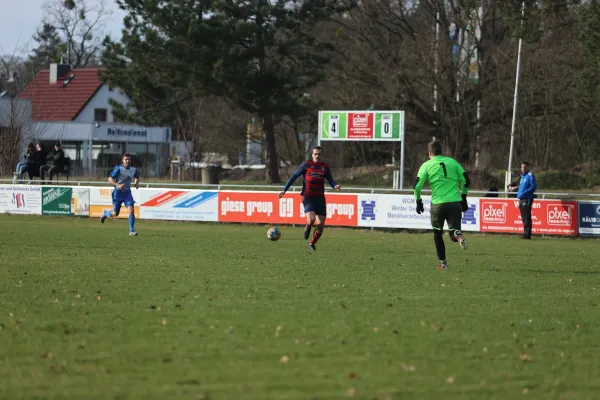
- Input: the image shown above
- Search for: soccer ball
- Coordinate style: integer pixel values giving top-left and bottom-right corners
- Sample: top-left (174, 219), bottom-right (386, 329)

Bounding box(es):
top-left (267, 227), bottom-right (281, 241)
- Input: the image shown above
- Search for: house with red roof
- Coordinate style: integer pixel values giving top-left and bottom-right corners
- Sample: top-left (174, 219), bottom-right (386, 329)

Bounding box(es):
top-left (18, 65), bottom-right (127, 123)
top-left (18, 63), bottom-right (171, 176)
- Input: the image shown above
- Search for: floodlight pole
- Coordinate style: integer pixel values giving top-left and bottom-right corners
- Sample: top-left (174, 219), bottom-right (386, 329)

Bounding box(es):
top-left (507, 1), bottom-right (526, 190)
top-left (399, 137), bottom-right (405, 190)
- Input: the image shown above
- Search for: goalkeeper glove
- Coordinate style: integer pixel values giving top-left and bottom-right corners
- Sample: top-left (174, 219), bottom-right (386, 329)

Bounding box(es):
top-left (416, 199), bottom-right (424, 214)
top-left (460, 194), bottom-right (469, 212)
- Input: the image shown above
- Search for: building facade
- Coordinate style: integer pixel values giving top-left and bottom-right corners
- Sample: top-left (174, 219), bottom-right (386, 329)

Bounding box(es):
top-left (19, 64), bottom-right (171, 177)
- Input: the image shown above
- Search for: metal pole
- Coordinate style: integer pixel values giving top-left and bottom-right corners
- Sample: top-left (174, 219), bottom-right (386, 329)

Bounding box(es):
top-left (317, 111), bottom-right (321, 147)
top-left (88, 126), bottom-right (93, 174)
top-left (507, 1), bottom-right (526, 187)
top-left (399, 141), bottom-right (404, 190)
top-left (399, 111), bottom-right (405, 189)
top-left (475, 99), bottom-right (481, 168)
top-left (433, 12), bottom-right (439, 114)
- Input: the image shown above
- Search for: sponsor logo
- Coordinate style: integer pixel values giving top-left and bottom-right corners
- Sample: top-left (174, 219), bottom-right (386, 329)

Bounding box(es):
top-left (42, 188), bottom-right (69, 205)
top-left (150, 192), bottom-right (184, 206)
top-left (220, 197), bottom-right (273, 217)
top-left (547, 204), bottom-right (572, 226)
top-left (481, 202), bottom-right (506, 224)
top-left (513, 200), bottom-right (541, 208)
top-left (462, 202), bottom-right (477, 225)
top-left (298, 201), bottom-right (355, 219)
top-left (173, 192), bottom-right (217, 209)
top-left (279, 198), bottom-right (294, 218)
top-left (12, 193), bottom-right (25, 208)
top-left (360, 200), bottom-right (376, 220)
top-left (352, 114), bottom-right (369, 127)
top-left (582, 216), bottom-right (600, 223)
top-left (327, 203), bottom-right (355, 219)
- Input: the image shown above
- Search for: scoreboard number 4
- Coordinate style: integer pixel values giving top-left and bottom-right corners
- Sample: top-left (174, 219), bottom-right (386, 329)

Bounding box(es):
top-left (328, 114), bottom-right (340, 137)
top-left (381, 114), bottom-right (392, 138)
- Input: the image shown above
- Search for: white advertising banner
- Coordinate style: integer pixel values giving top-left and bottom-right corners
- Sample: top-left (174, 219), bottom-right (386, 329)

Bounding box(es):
top-left (89, 187), bottom-right (140, 218)
top-left (357, 194), bottom-right (480, 232)
top-left (0, 185), bottom-right (42, 214)
top-left (138, 189), bottom-right (218, 222)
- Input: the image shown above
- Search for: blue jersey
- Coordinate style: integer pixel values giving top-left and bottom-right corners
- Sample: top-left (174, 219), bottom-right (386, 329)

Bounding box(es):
top-left (110, 164), bottom-right (139, 194)
top-left (517, 171), bottom-right (536, 199)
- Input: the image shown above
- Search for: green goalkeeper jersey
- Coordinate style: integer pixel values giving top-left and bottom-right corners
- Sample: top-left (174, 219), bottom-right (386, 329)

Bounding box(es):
top-left (414, 155), bottom-right (468, 205)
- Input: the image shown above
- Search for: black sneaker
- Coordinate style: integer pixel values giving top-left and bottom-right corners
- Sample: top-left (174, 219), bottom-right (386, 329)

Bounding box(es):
top-left (308, 244), bottom-right (316, 251)
top-left (304, 226), bottom-right (311, 240)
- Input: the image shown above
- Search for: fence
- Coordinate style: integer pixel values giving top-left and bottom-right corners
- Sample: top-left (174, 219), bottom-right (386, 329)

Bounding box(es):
top-left (1, 180), bottom-right (600, 237)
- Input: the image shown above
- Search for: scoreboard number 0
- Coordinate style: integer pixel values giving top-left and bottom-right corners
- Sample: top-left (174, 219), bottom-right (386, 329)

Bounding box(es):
top-left (381, 114), bottom-right (392, 138)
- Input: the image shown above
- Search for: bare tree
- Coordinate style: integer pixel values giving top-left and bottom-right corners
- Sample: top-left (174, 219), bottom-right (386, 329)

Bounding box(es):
top-left (0, 50), bottom-right (30, 97)
top-left (0, 49), bottom-right (37, 177)
top-left (0, 82), bottom-right (35, 177)
top-left (277, 117), bottom-right (308, 166)
top-left (0, 99), bottom-right (35, 177)
top-left (173, 95), bottom-right (247, 179)
top-left (43, 0), bottom-right (112, 68)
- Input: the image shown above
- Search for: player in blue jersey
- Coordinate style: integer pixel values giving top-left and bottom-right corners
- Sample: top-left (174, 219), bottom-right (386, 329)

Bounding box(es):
top-left (279, 146), bottom-right (340, 251)
top-left (100, 153), bottom-right (140, 236)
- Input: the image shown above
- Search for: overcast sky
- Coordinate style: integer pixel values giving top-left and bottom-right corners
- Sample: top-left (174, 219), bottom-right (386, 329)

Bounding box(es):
top-left (0, 0), bottom-right (126, 58)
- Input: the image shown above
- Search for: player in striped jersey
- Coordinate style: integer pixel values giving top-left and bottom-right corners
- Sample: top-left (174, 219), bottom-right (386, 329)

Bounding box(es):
top-left (279, 146), bottom-right (341, 251)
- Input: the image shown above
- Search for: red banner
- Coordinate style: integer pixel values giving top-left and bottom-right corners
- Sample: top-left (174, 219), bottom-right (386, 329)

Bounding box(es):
top-left (479, 199), bottom-right (578, 236)
top-left (348, 112), bottom-right (374, 139)
top-left (218, 191), bottom-right (358, 226)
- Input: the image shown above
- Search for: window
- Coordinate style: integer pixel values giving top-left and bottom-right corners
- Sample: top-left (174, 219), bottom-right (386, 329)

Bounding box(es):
top-left (94, 108), bottom-right (107, 122)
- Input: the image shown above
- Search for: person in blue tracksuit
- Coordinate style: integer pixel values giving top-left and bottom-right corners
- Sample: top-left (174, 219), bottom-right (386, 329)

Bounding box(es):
top-left (508, 162), bottom-right (537, 239)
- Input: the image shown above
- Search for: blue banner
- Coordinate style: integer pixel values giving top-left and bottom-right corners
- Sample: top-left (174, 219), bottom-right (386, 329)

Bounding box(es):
top-left (578, 202), bottom-right (600, 235)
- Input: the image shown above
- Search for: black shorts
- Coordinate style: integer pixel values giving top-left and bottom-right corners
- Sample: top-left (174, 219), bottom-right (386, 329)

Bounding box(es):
top-left (302, 196), bottom-right (326, 216)
top-left (430, 201), bottom-right (462, 231)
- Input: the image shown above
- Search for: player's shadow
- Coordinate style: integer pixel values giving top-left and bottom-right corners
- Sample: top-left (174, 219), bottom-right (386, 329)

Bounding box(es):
top-left (525, 269), bottom-right (600, 275)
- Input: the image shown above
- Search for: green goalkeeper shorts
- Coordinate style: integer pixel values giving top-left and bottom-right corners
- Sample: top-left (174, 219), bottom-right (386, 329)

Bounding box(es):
top-left (430, 201), bottom-right (462, 231)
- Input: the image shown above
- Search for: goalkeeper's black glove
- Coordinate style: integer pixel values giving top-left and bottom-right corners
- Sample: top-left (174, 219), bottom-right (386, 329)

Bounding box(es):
top-left (416, 199), bottom-right (424, 214)
top-left (460, 194), bottom-right (469, 212)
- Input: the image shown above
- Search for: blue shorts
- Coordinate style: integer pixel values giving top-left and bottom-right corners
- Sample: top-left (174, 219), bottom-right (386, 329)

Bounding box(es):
top-left (303, 196), bottom-right (326, 216)
top-left (112, 190), bottom-right (135, 213)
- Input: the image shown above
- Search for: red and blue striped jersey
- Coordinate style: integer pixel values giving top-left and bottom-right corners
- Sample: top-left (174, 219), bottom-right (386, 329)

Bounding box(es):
top-left (283, 161), bottom-right (337, 197)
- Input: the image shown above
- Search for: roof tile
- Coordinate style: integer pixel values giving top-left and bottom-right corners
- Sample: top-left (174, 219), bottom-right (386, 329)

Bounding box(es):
top-left (19, 68), bottom-right (104, 121)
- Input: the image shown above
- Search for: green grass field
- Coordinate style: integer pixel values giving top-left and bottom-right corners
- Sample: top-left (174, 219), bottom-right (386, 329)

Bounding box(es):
top-left (1, 215), bottom-right (599, 399)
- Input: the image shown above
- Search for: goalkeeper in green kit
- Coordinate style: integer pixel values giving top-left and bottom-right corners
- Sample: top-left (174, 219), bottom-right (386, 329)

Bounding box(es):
top-left (413, 140), bottom-right (470, 270)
